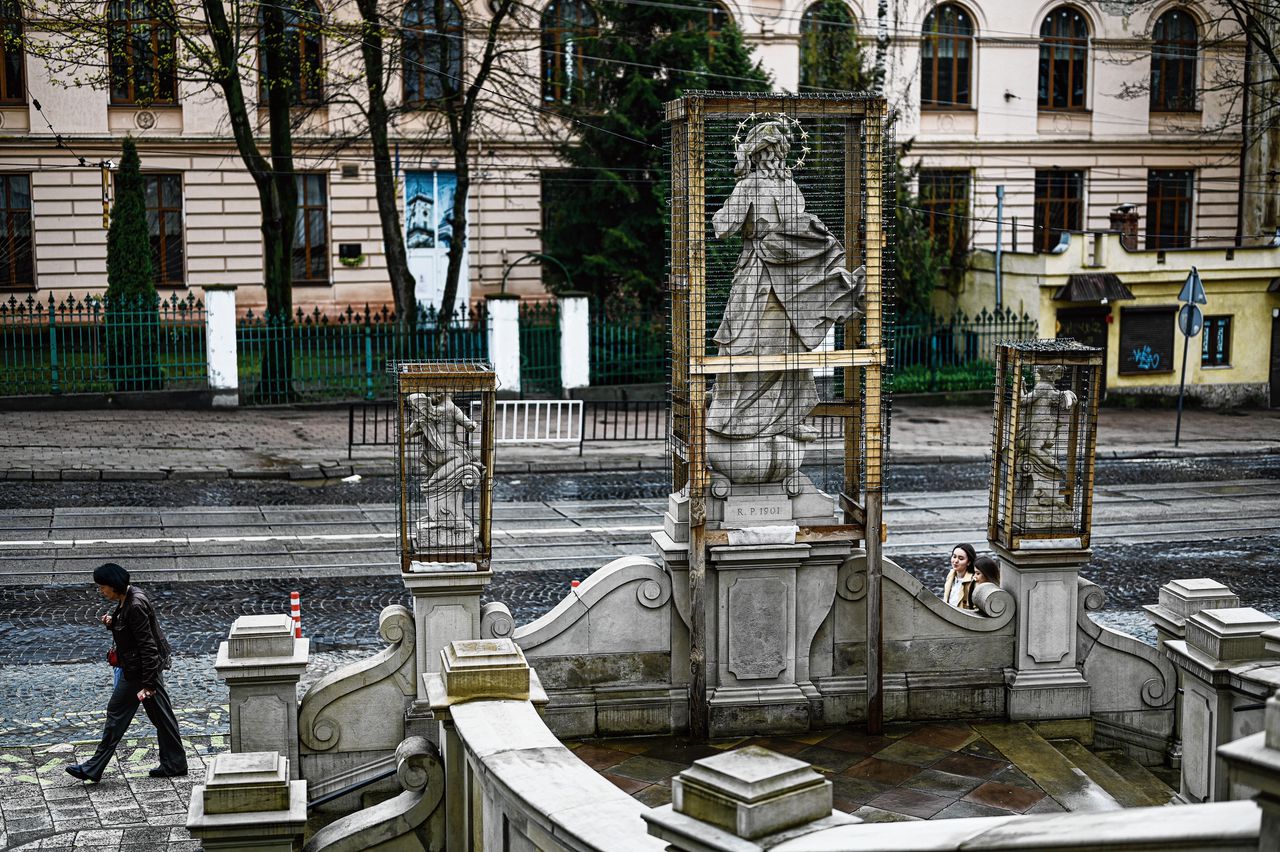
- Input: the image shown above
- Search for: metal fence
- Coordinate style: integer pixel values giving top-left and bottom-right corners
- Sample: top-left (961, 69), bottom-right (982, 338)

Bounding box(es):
top-left (891, 308), bottom-right (1038, 394)
top-left (0, 293), bottom-right (207, 396)
top-left (518, 300), bottom-right (560, 394)
top-left (237, 303), bottom-right (487, 404)
top-left (589, 307), bottom-right (665, 386)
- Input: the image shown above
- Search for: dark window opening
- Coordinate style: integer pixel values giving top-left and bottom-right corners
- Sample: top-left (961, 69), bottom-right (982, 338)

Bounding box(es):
top-left (1034, 169), bottom-right (1084, 252)
top-left (1151, 8), bottom-right (1198, 112)
top-left (1202, 314), bottom-right (1231, 367)
top-left (0, 0), bottom-right (26, 104)
top-left (919, 169), bottom-right (970, 261)
top-left (293, 173), bottom-right (328, 283)
top-left (259, 0), bottom-right (325, 106)
top-left (0, 172), bottom-right (32, 288)
top-left (402, 0), bottom-right (464, 106)
top-left (541, 0), bottom-right (598, 105)
top-left (108, 0), bottom-right (178, 105)
top-left (799, 0), bottom-right (858, 92)
top-left (1146, 169), bottom-right (1193, 249)
top-left (921, 3), bottom-right (974, 109)
top-left (1038, 6), bottom-right (1089, 111)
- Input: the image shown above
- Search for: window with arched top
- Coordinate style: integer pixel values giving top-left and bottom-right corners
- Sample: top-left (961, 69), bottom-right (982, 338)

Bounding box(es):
top-left (1151, 8), bottom-right (1198, 112)
top-left (702, 0), bottom-right (732, 61)
top-left (920, 3), bottom-right (974, 109)
top-left (403, 0), bottom-right (464, 106)
top-left (541, 0), bottom-right (598, 104)
top-left (259, 0), bottom-right (324, 106)
top-left (799, 0), bottom-right (860, 92)
top-left (1038, 6), bottom-right (1089, 111)
top-left (108, 0), bottom-right (177, 105)
top-left (0, 1), bottom-right (25, 104)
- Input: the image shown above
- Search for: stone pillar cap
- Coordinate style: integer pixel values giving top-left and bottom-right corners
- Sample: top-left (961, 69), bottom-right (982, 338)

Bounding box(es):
top-left (1186, 607), bottom-right (1280, 664)
top-left (1158, 578), bottom-right (1239, 618)
top-left (202, 752), bottom-right (290, 815)
top-left (672, 745), bottom-right (832, 840)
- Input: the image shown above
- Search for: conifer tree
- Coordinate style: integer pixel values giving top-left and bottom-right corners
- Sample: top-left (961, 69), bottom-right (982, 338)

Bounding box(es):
top-left (540, 2), bottom-right (770, 317)
top-left (105, 137), bottom-right (161, 390)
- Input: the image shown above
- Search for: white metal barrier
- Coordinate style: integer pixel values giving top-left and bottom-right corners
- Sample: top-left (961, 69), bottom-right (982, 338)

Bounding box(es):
top-left (471, 400), bottom-right (584, 444)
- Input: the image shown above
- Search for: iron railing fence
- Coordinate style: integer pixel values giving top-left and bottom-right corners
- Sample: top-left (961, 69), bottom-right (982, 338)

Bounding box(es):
top-left (0, 293), bottom-right (207, 396)
top-left (589, 306), bottom-right (666, 386)
top-left (891, 308), bottom-right (1038, 394)
top-left (237, 303), bottom-right (487, 404)
top-left (518, 300), bottom-right (560, 394)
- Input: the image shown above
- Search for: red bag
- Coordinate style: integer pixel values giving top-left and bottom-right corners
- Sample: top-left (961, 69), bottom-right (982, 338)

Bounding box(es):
top-left (107, 647), bottom-right (118, 667)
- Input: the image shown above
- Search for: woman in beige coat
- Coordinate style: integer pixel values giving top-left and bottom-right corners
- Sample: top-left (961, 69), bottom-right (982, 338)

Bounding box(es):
top-left (942, 543), bottom-right (978, 610)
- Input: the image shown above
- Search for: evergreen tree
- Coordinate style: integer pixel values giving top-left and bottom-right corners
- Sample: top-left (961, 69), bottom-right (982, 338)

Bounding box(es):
top-left (540, 2), bottom-right (770, 317)
top-left (105, 137), bottom-right (161, 390)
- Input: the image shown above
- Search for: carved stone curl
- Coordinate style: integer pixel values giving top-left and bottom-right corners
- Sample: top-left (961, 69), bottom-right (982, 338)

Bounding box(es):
top-left (836, 555), bottom-right (868, 602)
top-left (637, 578), bottom-right (671, 609)
top-left (480, 601), bottom-right (514, 639)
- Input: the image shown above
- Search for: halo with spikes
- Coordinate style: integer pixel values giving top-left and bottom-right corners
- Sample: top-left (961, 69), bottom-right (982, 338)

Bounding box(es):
top-left (732, 111), bottom-right (810, 171)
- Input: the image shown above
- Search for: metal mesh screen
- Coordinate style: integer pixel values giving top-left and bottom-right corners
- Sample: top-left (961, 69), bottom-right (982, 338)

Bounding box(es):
top-left (666, 93), bottom-right (893, 537)
top-left (394, 361), bottom-right (496, 571)
top-left (988, 340), bottom-right (1103, 550)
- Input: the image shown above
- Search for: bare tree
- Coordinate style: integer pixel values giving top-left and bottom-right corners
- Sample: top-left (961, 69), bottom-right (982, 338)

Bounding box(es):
top-left (1113, 1), bottom-right (1280, 239)
top-left (21, 0), bottom-right (343, 399)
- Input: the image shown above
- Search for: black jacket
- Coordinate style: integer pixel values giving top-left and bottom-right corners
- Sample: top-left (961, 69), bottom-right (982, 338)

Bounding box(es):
top-left (108, 586), bottom-right (172, 690)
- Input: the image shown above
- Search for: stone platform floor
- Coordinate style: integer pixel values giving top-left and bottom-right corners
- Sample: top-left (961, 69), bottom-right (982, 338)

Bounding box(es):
top-left (567, 721), bottom-right (1178, 823)
top-left (0, 719), bottom-right (1180, 850)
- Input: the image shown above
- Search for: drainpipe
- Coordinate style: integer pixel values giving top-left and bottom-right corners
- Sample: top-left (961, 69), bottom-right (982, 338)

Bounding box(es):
top-left (995, 185), bottom-right (1005, 310)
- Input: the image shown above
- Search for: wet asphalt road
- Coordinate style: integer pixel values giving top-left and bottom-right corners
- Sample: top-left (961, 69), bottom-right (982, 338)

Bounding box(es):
top-left (1, 454), bottom-right (1276, 508)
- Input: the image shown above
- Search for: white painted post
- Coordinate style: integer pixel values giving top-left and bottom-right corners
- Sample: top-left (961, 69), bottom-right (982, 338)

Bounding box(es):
top-left (485, 295), bottom-right (521, 394)
top-left (203, 284), bottom-right (239, 407)
top-left (558, 293), bottom-right (590, 390)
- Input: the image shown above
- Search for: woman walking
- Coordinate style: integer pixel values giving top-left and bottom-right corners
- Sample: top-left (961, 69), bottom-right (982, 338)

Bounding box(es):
top-left (66, 563), bottom-right (187, 783)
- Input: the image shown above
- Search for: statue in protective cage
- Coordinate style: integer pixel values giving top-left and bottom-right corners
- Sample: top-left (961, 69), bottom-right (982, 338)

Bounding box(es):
top-left (707, 117), bottom-right (865, 486)
top-left (406, 391), bottom-right (483, 548)
top-left (1014, 365), bottom-right (1078, 526)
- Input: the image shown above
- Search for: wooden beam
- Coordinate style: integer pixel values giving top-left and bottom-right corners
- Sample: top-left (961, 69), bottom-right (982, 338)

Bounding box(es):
top-left (694, 348), bottom-right (884, 375)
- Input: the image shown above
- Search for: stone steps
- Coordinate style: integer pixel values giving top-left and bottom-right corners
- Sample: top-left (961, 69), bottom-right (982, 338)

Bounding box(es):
top-left (1094, 748), bottom-right (1180, 806)
top-left (973, 722), bottom-right (1123, 812)
top-left (1049, 739), bottom-right (1156, 809)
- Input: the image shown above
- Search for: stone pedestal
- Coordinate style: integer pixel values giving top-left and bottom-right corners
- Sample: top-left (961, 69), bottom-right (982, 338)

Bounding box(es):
top-left (993, 543), bottom-right (1091, 720)
top-left (1166, 608), bottom-right (1280, 804)
top-left (214, 614), bottom-right (309, 779)
top-left (484, 295), bottom-right (521, 393)
top-left (186, 752), bottom-right (307, 851)
top-left (643, 745), bottom-right (855, 850)
top-left (425, 639), bottom-right (548, 852)
top-left (1143, 578), bottom-right (1240, 769)
top-left (402, 565), bottom-right (492, 697)
top-left (1220, 631), bottom-right (1280, 852)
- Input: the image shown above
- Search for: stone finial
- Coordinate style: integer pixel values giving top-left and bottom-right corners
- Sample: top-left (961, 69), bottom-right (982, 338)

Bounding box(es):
top-left (1144, 579), bottom-right (1240, 642)
top-left (226, 615), bottom-right (298, 659)
top-left (1186, 608), bottom-right (1280, 664)
top-left (203, 752), bottom-right (291, 815)
top-left (426, 638), bottom-right (548, 713)
top-left (673, 746), bottom-right (832, 840)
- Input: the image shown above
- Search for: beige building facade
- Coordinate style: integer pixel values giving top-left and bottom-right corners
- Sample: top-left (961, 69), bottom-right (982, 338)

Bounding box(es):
top-left (0, 0), bottom-right (1254, 314)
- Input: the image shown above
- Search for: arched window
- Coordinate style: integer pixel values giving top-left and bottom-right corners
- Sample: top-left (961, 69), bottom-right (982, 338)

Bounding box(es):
top-left (1038, 6), bottom-right (1088, 111)
top-left (541, 0), bottom-right (598, 104)
top-left (920, 3), bottom-right (973, 109)
top-left (107, 0), bottom-right (177, 105)
top-left (702, 0), bottom-right (732, 61)
top-left (260, 0), bottom-right (324, 106)
top-left (1151, 8), bottom-right (1197, 112)
top-left (0, 1), bottom-right (25, 104)
top-left (403, 0), bottom-right (464, 106)
top-left (799, 0), bottom-right (860, 92)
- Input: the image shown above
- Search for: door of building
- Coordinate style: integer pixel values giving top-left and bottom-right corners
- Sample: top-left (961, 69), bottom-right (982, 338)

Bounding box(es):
top-left (405, 170), bottom-right (469, 315)
top-left (1056, 306), bottom-right (1110, 394)
top-left (1270, 313), bottom-right (1280, 408)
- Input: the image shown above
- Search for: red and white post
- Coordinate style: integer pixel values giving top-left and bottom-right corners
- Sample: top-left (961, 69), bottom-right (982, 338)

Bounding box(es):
top-left (289, 591), bottom-right (301, 638)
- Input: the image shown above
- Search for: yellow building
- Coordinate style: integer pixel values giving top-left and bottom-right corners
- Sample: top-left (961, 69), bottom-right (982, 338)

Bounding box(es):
top-left (960, 231), bottom-right (1280, 407)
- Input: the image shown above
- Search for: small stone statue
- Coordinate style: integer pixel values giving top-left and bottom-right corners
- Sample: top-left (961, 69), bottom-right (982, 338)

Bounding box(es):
top-left (706, 117), bottom-right (864, 488)
top-left (1015, 365), bottom-right (1078, 526)
top-left (405, 391), bottom-right (483, 549)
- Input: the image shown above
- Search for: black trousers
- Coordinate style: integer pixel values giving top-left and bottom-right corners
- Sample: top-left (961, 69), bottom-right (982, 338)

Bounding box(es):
top-left (80, 671), bottom-right (187, 780)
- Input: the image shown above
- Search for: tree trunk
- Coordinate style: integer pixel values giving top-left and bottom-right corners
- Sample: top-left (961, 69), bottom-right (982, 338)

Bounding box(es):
top-left (355, 0), bottom-right (417, 334)
top-left (437, 148), bottom-right (470, 355)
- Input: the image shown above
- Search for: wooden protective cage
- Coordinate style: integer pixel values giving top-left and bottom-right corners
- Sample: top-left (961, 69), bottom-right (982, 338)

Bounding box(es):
top-left (665, 92), bottom-right (891, 539)
top-left (988, 341), bottom-right (1103, 550)
top-left (394, 362), bottom-right (496, 572)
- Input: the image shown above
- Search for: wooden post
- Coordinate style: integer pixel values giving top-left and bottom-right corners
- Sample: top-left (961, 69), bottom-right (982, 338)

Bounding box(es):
top-left (862, 102), bottom-right (886, 735)
top-left (685, 99), bottom-right (710, 741)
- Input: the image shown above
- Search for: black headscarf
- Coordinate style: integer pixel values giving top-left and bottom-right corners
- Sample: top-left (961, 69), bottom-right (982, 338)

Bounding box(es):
top-left (93, 562), bottom-right (130, 594)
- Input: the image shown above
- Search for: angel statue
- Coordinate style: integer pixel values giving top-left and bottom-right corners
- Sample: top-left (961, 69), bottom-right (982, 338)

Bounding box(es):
top-left (1014, 365), bottom-right (1078, 527)
top-left (706, 116), bottom-right (865, 487)
top-left (405, 391), bottom-right (483, 549)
